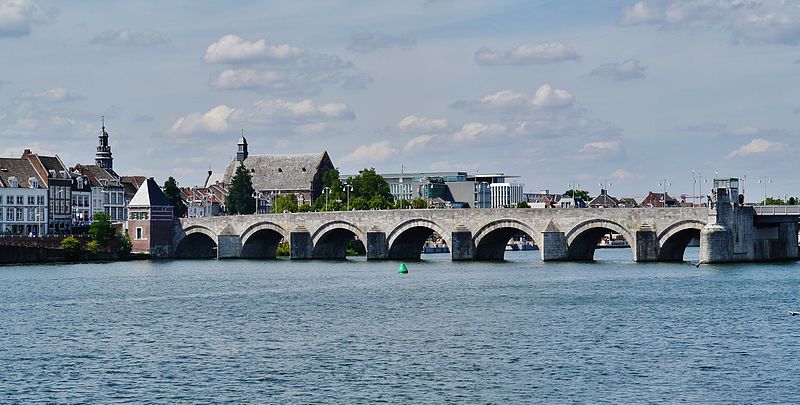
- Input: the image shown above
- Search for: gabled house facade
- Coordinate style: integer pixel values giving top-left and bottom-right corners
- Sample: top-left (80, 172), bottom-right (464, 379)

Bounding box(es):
top-left (0, 158), bottom-right (48, 235)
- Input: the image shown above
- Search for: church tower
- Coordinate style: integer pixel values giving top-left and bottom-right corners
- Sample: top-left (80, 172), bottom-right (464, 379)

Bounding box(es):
top-left (236, 130), bottom-right (248, 161)
top-left (96, 116), bottom-right (114, 170)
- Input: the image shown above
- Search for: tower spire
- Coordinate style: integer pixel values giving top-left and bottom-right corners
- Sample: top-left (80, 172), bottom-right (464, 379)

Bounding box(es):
top-left (236, 129), bottom-right (248, 161)
top-left (96, 115), bottom-right (113, 170)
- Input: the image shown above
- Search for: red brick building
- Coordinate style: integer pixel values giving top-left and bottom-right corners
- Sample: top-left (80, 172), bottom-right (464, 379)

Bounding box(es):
top-left (127, 178), bottom-right (174, 257)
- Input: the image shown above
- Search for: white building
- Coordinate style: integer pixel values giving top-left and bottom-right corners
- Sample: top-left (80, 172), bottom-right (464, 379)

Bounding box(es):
top-left (71, 172), bottom-right (93, 225)
top-left (490, 182), bottom-right (524, 208)
top-left (0, 158), bottom-right (49, 235)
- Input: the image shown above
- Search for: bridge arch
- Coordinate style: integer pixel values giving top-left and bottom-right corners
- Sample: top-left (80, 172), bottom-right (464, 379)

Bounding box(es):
top-left (174, 225), bottom-right (218, 258)
top-left (387, 219), bottom-right (450, 260)
top-left (657, 219), bottom-right (706, 261)
top-left (565, 219), bottom-right (633, 261)
top-left (473, 219), bottom-right (537, 260)
top-left (240, 221), bottom-right (289, 259)
top-left (311, 221), bottom-right (367, 259)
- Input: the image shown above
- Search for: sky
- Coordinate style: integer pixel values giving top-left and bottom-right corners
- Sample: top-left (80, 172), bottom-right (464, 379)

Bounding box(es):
top-left (1, 0), bottom-right (798, 201)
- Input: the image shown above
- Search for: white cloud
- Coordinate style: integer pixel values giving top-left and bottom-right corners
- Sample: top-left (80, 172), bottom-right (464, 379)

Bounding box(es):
top-left (404, 134), bottom-right (436, 152)
top-left (396, 115), bottom-right (448, 132)
top-left (348, 32), bottom-right (416, 53)
top-left (169, 105), bottom-right (235, 135)
top-left (531, 84), bottom-right (574, 108)
top-left (453, 84), bottom-right (573, 112)
top-left (581, 140), bottom-right (621, 154)
top-left (620, 0), bottom-right (800, 46)
top-left (475, 41), bottom-right (579, 66)
top-left (22, 87), bottom-right (82, 102)
top-left (612, 169), bottom-right (634, 180)
top-left (343, 140), bottom-right (396, 162)
top-left (0, 0), bottom-right (53, 37)
top-left (169, 99), bottom-right (354, 135)
top-left (728, 138), bottom-right (789, 157)
top-left (204, 35), bottom-right (372, 93)
top-left (204, 34), bottom-right (304, 64)
top-left (588, 59), bottom-right (647, 80)
top-left (452, 122), bottom-right (506, 143)
top-left (90, 29), bottom-right (169, 47)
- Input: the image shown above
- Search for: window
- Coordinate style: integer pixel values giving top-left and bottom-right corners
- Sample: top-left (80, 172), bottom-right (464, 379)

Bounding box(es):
top-left (9, 177), bottom-right (18, 188)
top-left (28, 196), bottom-right (35, 205)
top-left (6, 209), bottom-right (12, 221)
top-left (6, 196), bottom-right (12, 205)
top-left (27, 209), bottom-right (34, 221)
top-left (16, 208), bottom-right (23, 221)
top-left (37, 196), bottom-right (44, 205)
top-left (16, 196), bottom-right (23, 205)
top-left (136, 227), bottom-right (143, 240)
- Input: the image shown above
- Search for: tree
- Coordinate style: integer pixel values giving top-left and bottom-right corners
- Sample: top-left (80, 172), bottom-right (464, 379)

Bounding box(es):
top-left (564, 189), bottom-right (591, 201)
top-left (226, 162), bottom-right (256, 214)
top-left (764, 197), bottom-right (786, 205)
top-left (345, 168), bottom-right (393, 210)
top-left (789, 197), bottom-right (797, 205)
top-left (410, 198), bottom-right (428, 209)
top-left (89, 212), bottom-right (113, 248)
top-left (116, 233), bottom-right (132, 256)
top-left (164, 177), bottom-right (187, 218)
top-left (273, 193), bottom-right (298, 213)
top-left (516, 201), bottom-right (530, 208)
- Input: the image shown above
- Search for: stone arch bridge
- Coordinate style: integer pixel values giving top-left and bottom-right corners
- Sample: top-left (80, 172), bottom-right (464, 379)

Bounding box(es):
top-left (174, 207), bottom-right (712, 262)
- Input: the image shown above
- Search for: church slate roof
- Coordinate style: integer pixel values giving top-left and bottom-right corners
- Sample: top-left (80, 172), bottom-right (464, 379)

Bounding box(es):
top-left (129, 177), bottom-right (171, 207)
top-left (223, 151), bottom-right (332, 191)
top-left (73, 164), bottom-right (121, 187)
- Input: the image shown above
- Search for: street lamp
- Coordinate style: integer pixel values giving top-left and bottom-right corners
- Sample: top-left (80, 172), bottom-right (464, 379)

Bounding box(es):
top-left (757, 177), bottom-right (771, 205)
top-left (251, 191), bottom-right (259, 214)
top-left (323, 186), bottom-right (331, 211)
top-left (658, 179), bottom-right (671, 207)
top-left (342, 183), bottom-right (353, 211)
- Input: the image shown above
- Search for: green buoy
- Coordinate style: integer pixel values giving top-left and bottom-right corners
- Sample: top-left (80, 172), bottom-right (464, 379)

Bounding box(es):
top-left (397, 263), bottom-right (408, 274)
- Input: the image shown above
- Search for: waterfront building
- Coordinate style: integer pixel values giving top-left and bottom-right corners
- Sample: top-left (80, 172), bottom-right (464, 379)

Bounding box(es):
top-left (127, 177), bottom-right (174, 257)
top-left (641, 191), bottom-right (678, 208)
top-left (0, 158), bottom-right (48, 235)
top-left (121, 176), bottom-right (147, 219)
top-left (588, 189), bottom-right (620, 208)
top-left (490, 182), bottom-right (524, 208)
top-left (183, 186), bottom-right (224, 217)
top-left (223, 136), bottom-right (335, 208)
top-left (71, 121), bottom-right (126, 222)
top-left (525, 190), bottom-right (564, 208)
top-left (70, 172), bottom-right (93, 225)
top-left (559, 193), bottom-right (589, 208)
top-left (21, 150), bottom-right (72, 233)
top-left (348, 170), bottom-right (496, 208)
top-left (72, 164), bottom-right (126, 222)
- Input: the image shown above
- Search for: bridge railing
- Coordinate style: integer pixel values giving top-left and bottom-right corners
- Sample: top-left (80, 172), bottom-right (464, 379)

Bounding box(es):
top-left (753, 205), bottom-right (800, 216)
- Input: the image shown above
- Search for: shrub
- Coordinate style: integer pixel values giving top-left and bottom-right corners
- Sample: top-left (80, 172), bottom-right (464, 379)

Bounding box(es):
top-left (116, 233), bottom-right (132, 256)
top-left (60, 236), bottom-right (82, 258)
top-left (85, 240), bottom-right (102, 255)
top-left (276, 241), bottom-right (290, 256)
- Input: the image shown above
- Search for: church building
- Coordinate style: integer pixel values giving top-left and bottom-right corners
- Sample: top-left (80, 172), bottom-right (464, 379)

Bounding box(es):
top-left (222, 135), bottom-right (335, 210)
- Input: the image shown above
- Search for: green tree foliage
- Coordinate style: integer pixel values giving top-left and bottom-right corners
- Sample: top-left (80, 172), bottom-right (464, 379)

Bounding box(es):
top-left (89, 212), bottom-right (113, 248)
top-left (345, 168), bottom-right (394, 210)
top-left (116, 233), bottom-right (132, 256)
top-left (163, 177), bottom-right (187, 218)
top-left (516, 201), bottom-right (530, 208)
top-left (273, 193), bottom-right (299, 213)
top-left (60, 236), bottom-right (82, 258)
top-left (764, 197), bottom-right (786, 205)
top-left (564, 189), bottom-right (591, 201)
top-left (276, 241), bottom-right (290, 256)
top-left (789, 197), bottom-right (797, 205)
top-left (226, 162), bottom-right (256, 214)
top-left (84, 240), bottom-right (101, 255)
top-left (410, 198), bottom-right (428, 209)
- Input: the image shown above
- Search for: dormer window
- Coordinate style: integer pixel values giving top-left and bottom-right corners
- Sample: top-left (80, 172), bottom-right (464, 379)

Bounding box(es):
top-left (29, 177), bottom-right (39, 189)
top-left (8, 176), bottom-right (18, 188)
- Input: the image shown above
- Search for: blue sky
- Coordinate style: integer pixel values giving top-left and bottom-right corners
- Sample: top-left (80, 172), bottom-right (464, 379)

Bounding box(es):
top-left (1, 0), bottom-right (798, 201)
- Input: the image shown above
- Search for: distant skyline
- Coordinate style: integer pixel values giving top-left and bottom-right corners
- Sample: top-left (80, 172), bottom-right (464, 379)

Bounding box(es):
top-left (1, 0), bottom-right (798, 200)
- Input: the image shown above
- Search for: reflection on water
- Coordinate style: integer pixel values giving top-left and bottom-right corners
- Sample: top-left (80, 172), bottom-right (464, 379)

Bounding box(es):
top-left (0, 247), bottom-right (798, 403)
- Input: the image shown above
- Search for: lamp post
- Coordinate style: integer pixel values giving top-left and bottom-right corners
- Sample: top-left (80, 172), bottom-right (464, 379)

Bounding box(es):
top-left (251, 191), bottom-right (259, 214)
top-left (658, 179), bottom-right (671, 207)
top-left (757, 176), bottom-right (771, 205)
top-left (323, 186), bottom-right (331, 211)
top-left (342, 184), bottom-right (353, 211)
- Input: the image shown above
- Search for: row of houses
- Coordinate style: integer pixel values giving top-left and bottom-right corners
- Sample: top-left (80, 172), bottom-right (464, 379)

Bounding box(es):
top-left (0, 123), bottom-right (148, 235)
top-left (525, 189), bottom-right (681, 209)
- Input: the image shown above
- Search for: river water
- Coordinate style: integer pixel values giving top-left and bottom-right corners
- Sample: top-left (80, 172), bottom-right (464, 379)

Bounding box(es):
top-left (1, 248), bottom-right (799, 403)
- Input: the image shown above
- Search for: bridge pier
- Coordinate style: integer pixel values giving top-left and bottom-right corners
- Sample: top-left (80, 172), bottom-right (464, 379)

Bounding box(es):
top-left (366, 230), bottom-right (388, 260)
top-left (290, 227), bottom-right (313, 260)
top-left (451, 226), bottom-right (475, 261)
top-left (634, 225), bottom-right (659, 262)
top-left (217, 226), bottom-right (242, 259)
top-left (540, 220), bottom-right (567, 261)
